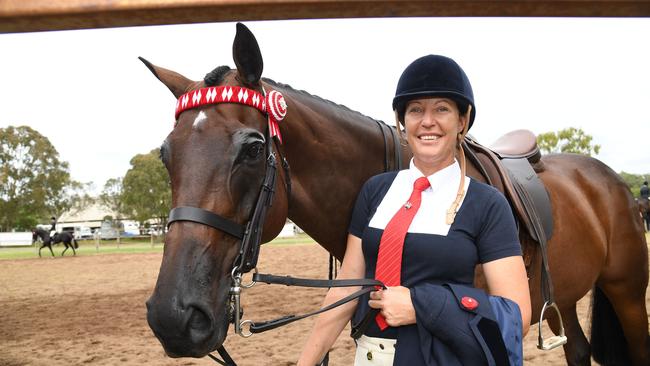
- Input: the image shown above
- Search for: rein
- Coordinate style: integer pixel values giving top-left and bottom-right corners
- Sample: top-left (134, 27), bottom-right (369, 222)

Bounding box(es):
top-left (167, 84), bottom-right (382, 366)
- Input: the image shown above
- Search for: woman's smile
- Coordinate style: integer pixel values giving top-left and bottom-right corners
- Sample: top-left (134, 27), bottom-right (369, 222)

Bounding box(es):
top-left (418, 133), bottom-right (441, 142)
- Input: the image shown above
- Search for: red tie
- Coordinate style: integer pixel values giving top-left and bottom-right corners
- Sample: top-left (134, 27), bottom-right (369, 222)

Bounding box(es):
top-left (374, 176), bottom-right (431, 330)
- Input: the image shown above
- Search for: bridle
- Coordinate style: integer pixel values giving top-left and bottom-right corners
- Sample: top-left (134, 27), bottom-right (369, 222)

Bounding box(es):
top-left (167, 83), bottom-right (291, 328)
top-left (166, 84), bottom-right (382, 366)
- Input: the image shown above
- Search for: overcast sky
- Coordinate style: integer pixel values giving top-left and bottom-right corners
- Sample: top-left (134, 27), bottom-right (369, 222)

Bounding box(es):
top-left (1, 17), bottom-right (649, 193)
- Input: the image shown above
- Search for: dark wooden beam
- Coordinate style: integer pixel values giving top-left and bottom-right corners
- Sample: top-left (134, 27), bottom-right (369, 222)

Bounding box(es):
top-left (1, 0), bottom-right (649, 34)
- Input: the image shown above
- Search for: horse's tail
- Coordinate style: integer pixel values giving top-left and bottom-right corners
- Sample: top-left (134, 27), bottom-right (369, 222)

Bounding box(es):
top-left (590, 286), bottom-right (632, 365)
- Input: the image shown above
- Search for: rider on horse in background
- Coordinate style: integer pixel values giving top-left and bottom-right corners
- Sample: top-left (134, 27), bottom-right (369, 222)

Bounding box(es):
top-left (49, 216), bottom-right (59, 240)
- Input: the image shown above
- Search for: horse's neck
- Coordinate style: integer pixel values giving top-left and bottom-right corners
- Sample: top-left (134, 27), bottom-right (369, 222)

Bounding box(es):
top-left (278, 87), bottom-right (395, 259)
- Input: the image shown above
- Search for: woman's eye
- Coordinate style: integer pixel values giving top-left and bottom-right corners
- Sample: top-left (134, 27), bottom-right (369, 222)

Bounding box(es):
top-left (247, 143), bottom-right (264, 159)
top-left (407, 106), bottom-right (423, 114)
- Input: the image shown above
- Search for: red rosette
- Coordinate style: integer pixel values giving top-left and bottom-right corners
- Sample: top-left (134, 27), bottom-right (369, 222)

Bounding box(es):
top-left (266, 90), bottom-right (287, 124)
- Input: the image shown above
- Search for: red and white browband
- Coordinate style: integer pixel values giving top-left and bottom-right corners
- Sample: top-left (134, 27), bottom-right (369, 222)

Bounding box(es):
top-left (175, 85), bottom-right (287, 143)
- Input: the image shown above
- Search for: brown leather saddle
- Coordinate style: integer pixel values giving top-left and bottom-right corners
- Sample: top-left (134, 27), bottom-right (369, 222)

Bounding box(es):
top-left (463, 129), bottom-right (553, 253)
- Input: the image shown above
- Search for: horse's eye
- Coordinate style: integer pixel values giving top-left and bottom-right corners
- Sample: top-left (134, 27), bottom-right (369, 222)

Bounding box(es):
top-left (247, 142), bottom-right (264, 159)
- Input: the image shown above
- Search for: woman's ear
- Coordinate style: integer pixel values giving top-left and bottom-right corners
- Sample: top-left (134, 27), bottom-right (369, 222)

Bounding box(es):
top-left (458, 115), bottom-right (468, 134)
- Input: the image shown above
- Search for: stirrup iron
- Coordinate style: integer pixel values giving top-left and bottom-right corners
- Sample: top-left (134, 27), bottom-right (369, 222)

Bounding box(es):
top-left (537, 301), bottom-right (567, 350)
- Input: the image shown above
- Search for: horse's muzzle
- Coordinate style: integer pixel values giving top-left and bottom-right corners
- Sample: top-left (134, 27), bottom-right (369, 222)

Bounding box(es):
top-left (146, 293), bottom-right (226, 357)
top-left (145, 235), bottom-right (232, 357)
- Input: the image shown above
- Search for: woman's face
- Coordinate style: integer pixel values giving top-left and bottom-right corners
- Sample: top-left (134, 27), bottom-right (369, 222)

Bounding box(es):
top-left (403, 97), bottom-right (467, 174)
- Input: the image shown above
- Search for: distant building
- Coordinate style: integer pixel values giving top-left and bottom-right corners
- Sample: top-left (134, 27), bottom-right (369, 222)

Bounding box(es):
top-left (56, 203), bottom-right (118, 233)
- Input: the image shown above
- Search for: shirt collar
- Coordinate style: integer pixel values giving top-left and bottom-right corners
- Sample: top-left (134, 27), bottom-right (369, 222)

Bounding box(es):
top-left (407, 158), bottom-right (461, 193)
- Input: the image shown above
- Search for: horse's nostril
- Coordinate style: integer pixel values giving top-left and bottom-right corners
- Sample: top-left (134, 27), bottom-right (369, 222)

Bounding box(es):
top-left (187, 306), bottom-right (211, 332)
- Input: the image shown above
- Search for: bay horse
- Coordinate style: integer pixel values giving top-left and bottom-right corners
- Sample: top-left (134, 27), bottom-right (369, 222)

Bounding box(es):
top-left (143, 23), bottom-right (649, 365)
top-left (32, 227), bottom-right (79, 257)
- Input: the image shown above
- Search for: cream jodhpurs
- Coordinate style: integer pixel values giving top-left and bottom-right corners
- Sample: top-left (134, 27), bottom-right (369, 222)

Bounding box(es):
top-left (354, 335), bottom-right (397, 366)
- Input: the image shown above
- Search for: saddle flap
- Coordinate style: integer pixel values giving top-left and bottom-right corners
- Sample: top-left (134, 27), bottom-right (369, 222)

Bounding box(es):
top-left (463, 135), bottom-right (553, 245)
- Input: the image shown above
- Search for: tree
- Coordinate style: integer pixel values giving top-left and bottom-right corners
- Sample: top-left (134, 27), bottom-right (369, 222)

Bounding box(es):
top-left (537, 127), bottom-right (601, 156)
top-left (0, 126), bottom-right (78, 231)
top-left (121, 148), bottom-right (171, 230)
top-left (100, 177), bottom-right (124, 217)
top-left (99, 177), bottom-right (125, 232)
top-left (619, 171), bottom-right (650, 198)
top-left (57, 181), bottom-right (96, 218)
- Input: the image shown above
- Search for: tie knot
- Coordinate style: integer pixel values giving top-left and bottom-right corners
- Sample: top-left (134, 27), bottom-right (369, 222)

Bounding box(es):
top-left (413, 177), bottom-right (431, 192)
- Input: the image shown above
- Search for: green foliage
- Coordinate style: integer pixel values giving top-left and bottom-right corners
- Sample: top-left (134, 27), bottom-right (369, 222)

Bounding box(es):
top-left (100, 177), bottom-right (124, 219)
top-left (61, 181), bottom-right (96, 218)
top-left (537, 127), bottom-right (601, 156)
top-left (619, 171), bottom-right (650, 197)
top-left (120, 148), bottom-right (171, 227)
top-left (0, 125), bottom-right (82, 231)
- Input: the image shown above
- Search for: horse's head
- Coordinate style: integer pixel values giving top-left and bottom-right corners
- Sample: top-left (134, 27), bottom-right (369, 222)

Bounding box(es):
top-left (32, 228), bottom-right (46, 244)
top-left (144, 23), bottom-right (289, 358)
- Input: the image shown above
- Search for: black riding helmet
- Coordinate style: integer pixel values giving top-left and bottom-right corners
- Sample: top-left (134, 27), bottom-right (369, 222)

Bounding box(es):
top-left (393, 55), bottom-right (476, 130)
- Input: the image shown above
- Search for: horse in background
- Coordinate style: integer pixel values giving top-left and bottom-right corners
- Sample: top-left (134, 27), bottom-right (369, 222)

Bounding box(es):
top-left (638, 198), bottom-right (650, 231)
top-left (32, 227), bottom-right (78, 257)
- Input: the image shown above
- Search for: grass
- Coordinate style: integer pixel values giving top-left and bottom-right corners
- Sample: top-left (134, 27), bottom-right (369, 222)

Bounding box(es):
top-left (0, 233), bottom-right (317, 261)
top-left (4, 232), bottom-right (645, 260)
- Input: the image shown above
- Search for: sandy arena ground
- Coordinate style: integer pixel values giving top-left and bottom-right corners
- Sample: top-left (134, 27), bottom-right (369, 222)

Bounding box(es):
top-left (1, 243), bottom-right (648, 366)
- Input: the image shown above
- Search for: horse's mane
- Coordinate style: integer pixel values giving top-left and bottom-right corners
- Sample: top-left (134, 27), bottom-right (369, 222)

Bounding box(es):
top-left (262, 77), bottom-right (388, 126)
top-left (204, 66), bottom-right (231, 86)
top-left (203, 67), bottom-right (388, 127)
top-left (33, 227), bottom-right (49, 238)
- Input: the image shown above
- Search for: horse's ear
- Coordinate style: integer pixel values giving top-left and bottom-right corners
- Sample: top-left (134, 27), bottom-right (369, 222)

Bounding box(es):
top-left (138, 57), bottom-right (193, 99)
top-left (233, 23), bottom-right (263, 86)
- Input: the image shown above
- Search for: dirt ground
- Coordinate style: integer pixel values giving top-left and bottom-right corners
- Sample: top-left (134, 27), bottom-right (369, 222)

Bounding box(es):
top-left (0, 243), bottom-right (648, 366)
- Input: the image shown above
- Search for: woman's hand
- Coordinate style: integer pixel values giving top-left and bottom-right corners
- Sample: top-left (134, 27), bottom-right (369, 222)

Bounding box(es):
top-left (368, 286), bottom-right (416, 327)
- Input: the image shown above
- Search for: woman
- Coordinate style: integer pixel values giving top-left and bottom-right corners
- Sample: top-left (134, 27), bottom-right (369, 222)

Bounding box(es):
top-left (298, 55), bottom-right (531, 366)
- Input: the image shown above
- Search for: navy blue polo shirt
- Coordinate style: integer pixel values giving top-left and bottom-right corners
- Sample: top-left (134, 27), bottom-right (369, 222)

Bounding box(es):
top-left (349, 161), bottom-right (521, 339)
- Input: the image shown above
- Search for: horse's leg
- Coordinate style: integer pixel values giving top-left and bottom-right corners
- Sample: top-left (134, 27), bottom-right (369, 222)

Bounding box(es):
top-left (593, 280), bottom-right (650, 366)
top-left (47, 244), bottom-right (54, 257)
top-left (551, 305), bottom-right (591, 366)
top-left (533, 273), bottom-right (591, 366)
top-left (70, 241), bottom-right (77, 256)
top-left (61, 244), bottom-right (68, 256)
top-left (38, 244), bottom-right (43, 258)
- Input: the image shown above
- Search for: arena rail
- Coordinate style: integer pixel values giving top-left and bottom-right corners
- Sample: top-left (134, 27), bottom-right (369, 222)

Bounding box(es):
top-left (1, 0), bottom-right (649, 34)
top-left (0, 232), bottom-right (33, 247)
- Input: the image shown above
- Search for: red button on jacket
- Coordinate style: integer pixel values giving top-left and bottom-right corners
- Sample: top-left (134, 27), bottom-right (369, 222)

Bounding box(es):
top-left (461, 296), bottom-right (479, 310)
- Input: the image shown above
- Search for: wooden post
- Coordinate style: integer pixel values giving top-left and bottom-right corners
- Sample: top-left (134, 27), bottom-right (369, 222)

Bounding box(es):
top-left (1, 1), bottom-right (648, 33)
top-left (150, 233), bottom-right (154, 248)
top-left (95, 234), bottom-right (99, 252)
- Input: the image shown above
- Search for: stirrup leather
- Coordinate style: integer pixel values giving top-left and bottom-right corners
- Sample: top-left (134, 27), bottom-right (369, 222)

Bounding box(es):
top-left (537, 301), bottom-right (567, 350)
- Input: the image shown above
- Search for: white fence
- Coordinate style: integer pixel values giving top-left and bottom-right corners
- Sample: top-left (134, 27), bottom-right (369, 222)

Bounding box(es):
top-left (277, 222), bottom-right (297, 237)
top-left (0, 232), bottom-right (33, 247)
